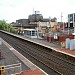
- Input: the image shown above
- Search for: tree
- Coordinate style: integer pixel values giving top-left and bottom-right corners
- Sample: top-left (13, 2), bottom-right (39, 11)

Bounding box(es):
top-left (0, 20), bottom-right (17, 33)
top-left (51, 17), bottom-right (57, 22)
top-left (53, 17), bottom-right (57, 21)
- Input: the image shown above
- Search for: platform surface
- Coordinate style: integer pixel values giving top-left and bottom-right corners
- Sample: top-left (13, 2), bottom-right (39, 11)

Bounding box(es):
top-left (22, 35), bottom-right (75, 58)
top-left (0, 38), bottom-right (47, 75)
top-left (1, 30), bottom-right (75, 57)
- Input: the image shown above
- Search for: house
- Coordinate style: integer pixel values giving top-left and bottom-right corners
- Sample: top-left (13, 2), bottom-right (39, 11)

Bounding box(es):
top-left (60, 23), bottom-right (67, 29)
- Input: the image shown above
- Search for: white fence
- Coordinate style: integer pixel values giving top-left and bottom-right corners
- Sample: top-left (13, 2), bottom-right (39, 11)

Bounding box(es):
top-left (4, 63), bottom-right (22, 75)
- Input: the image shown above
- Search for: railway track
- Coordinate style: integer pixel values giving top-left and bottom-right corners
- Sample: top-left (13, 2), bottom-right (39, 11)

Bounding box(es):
top-left (0, 31), bottom-right (75, 75)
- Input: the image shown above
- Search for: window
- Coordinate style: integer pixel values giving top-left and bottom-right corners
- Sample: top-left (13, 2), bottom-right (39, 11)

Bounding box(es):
top-left (32, 31), bottom-right (35, 36)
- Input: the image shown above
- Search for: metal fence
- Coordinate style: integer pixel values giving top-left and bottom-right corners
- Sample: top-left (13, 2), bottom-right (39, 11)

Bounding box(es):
top-left (4, 63), bottom-right (22, 75)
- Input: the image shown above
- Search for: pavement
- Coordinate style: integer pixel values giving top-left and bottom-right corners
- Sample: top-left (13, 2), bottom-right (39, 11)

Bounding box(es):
top-left (1, 30), bottom-right (75, 75)
top-left (0, 39), bottom-right (30, 75)
top-left (1, 30), bottom-right (75, 57)
top-left (0, 38), bottom-right (47, 75)
top-left (21, 35), bottom-right (75, 58)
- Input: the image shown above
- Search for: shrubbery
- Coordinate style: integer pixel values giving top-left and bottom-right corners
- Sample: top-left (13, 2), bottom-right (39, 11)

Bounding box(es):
top-left (0, 20), bottom-right (17, 33)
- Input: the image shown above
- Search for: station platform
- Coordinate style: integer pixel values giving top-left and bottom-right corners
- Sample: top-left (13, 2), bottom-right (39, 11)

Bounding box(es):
top-left (21, 35), bottom-right (75, 58)
top-left (0, 30), bottom-right (75, 75)
top-left (1, 30), bottom-right (75, 58)
top-left (0, 38), bottom-right (47, 75)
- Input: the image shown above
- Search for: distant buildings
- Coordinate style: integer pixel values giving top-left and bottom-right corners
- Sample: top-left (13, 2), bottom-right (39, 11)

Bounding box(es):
top-left (11, 12), bottom-right (58, 34)
top-left (15, 13), bottom-right (57, 27)
top-left (10, 22), bottom-right (16, 26)
top-left (15, 13), bottom-right (51, 29)
top-left (28, 14), bottom-right (43, 22)
top-left (16, 19), bottom-right (29, 27)
top-left (68, 13), bottom-right (75, 28)
top-left (16, 19), bottom-right (37, 29)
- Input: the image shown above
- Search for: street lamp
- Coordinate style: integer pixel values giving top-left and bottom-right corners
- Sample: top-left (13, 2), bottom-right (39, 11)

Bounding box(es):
top-left (34, 11), bottom-right (40, 38)
top-left (36, 26), bottom-right (38, 38)
top-left (20, 23), bottom-right (22, 31)
top-left (19, 23), bottom-right (22, 34)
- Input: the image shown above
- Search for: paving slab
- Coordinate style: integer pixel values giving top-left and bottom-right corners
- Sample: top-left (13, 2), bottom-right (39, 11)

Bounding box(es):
top-left (0, 38), bottom-right (47, 75)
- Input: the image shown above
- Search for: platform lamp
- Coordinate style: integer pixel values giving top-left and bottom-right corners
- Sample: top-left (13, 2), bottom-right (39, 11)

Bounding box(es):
top-left (34, 11), bottom-right (40, 38)
top-left (19, 23), bottom-right (22, 33)
top-left (49, 16), bottom-right (51, 32)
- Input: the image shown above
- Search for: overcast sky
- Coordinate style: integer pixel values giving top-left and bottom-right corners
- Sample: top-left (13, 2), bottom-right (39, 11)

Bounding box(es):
top-left (0, 0), bottom-right (75, 23)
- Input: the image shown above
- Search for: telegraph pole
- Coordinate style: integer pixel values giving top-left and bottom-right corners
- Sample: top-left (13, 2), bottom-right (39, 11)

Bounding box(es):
top-left (61, 12), bottom-right (63, 22)
top-left (35, 11), bottom-right (36, 22)
top-left (61, 12), bottom-right (64, 33)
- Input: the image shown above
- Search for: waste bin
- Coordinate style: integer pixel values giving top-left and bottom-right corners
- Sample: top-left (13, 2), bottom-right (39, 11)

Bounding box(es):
top-left (66, 38), bottom-right (70, 49)
top-left (70, 39), bottom-right (74, 50)
top-left (61, 41), bottom-right (66, 48)
top-left (0, 66), bottom-right (6, 75)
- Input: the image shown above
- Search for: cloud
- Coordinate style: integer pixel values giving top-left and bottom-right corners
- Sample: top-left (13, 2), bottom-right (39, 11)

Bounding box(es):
top-left (0, 0), bottom-right (75, 22)
top-left (0, 0), bottom-right (26, 7)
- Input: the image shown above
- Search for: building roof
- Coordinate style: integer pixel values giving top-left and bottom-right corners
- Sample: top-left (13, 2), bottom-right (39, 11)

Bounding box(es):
top-left (16, 70), bottom-right (43, 75)
top-left (32, 14), bottom-right (43, 16)
top-left (16, 19), bottom-right (28, 21)
top-left (23, 28), bottom-right (36, 31)
top-left (58, 22), bottom-right (63, 25)
top-left (43, 19), bottom-right (49, 22)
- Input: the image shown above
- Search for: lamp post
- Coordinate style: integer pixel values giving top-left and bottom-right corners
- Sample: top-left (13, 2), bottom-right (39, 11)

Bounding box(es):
top-left (61, 13), bottom-right (65, 33)
top-left (19, 23), bottom-right (22, 34)
top-left (49, 16), bottom-right (51, 32)
top-left (34, 11), bottom-right (40, 38)
top-left (36, 22), bottom-right (39, 39)
top-left (21, 24), bottom-right (22, 32)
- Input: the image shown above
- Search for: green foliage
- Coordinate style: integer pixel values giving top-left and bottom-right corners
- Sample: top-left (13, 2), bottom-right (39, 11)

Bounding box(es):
top-left (0, 20), bottom-right (17, 33)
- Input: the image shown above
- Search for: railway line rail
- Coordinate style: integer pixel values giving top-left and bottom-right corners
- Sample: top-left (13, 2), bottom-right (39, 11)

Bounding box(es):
top-left (0, 30), bottom-right (75, 75)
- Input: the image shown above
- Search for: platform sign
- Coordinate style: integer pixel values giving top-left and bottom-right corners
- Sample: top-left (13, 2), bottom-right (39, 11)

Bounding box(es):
top-left (54, 33), bottom-right (58, 39)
